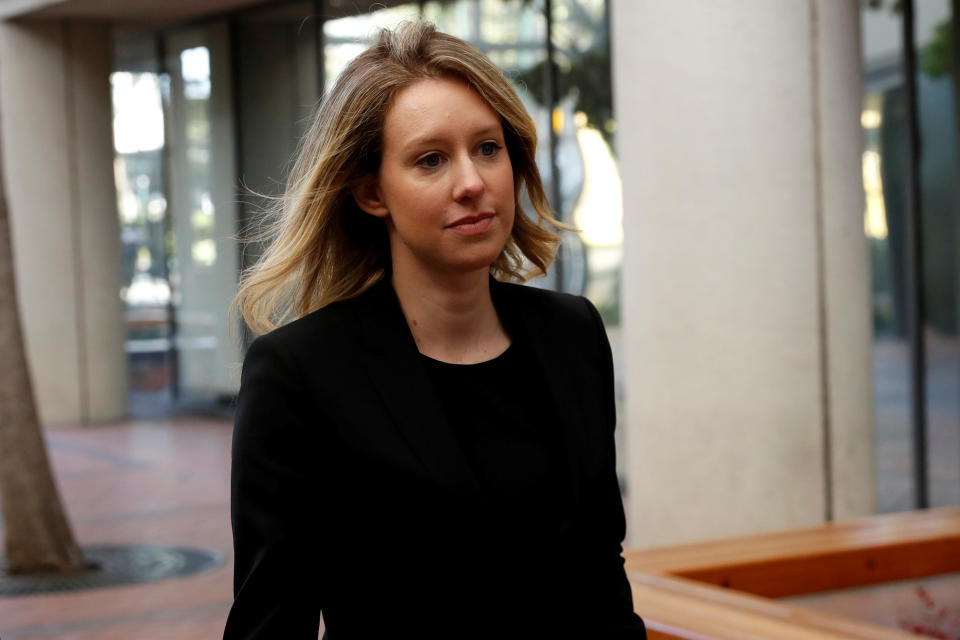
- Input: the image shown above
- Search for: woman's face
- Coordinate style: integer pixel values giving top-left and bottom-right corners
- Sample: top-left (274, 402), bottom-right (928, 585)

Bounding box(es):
top-left (358, 77), bottom-right (515, 279)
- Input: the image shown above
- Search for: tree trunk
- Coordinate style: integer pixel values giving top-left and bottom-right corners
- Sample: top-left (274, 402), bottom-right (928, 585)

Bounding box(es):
top-left (0, 64), bottom-right (86, 575)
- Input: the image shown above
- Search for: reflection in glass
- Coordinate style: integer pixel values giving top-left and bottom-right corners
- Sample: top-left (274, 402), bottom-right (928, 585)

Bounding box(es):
top-left (528, 0), bottom-right (619, 311)
top-left (862, 2), bottom-right (917, 514)
top-left (571, 113), bottom-right (622, 324)
top-left (168, 41), bottom-right (219, 402)
top-left (180, 46), bottom-right (211, 100)
top-left (164, 23), bottom-right (241, 409)
top-left (915, 0), bottom-right (960, 508)
top-left (862, 0), bottom-right (960, 512)
top-left (324, 3), bottom-right (421, 93)
top-left (112, 72), bottom-right (165, 154)
top-left (177, 45), bottom-right (217, 273)
top-left (863, 82), bottom-right (914, 513)
top-left (111, 69), bottom-right (175, 409)
top-left (233, 1), bottom-right (321, 312)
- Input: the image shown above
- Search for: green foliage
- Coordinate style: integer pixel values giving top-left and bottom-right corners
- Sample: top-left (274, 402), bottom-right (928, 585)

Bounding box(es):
top-left (922, 19), bottom-right (953, 78)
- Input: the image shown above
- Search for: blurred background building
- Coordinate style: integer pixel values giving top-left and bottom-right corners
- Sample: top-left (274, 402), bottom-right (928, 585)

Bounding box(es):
top-left (0, 0), bottom-right (956, 549)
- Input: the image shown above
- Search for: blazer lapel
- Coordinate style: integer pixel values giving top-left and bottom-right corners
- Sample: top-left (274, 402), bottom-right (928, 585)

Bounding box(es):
top-left (490, 279), bottom-right (584, 509)
top-left (354, 278), bottom-right (483, 501)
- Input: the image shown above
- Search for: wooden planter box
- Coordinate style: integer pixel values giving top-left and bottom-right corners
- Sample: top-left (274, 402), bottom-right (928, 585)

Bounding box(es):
top-left (624, 507), bottom-right (960, 639)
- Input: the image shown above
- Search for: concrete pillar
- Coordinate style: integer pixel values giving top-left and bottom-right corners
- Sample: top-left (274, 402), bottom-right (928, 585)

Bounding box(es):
top-left (0, 19), bottom-right (126, 425)
top-left (815, 1), bottom-right (874, 522)
top-left (612, 0), bottom-right (873, 547)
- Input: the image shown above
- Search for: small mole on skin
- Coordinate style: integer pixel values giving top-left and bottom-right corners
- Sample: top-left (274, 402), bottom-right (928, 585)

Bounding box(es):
top-left (412, 320), bottom-right (418, 326)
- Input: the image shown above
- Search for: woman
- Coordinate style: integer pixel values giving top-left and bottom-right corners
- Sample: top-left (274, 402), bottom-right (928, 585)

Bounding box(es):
top-left (225, 21), bottom-right (646, 640)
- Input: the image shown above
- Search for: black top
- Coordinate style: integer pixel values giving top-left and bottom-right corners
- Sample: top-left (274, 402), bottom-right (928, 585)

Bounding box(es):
top-left (420, 340), bottom-right (567, 543)
top-left (417, 336), bottom-right (624, 635)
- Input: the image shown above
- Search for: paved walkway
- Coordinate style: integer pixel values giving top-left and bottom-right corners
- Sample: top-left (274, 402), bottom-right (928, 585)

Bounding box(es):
top-left (0, 418), bottom-right (290, 639)
top-left (874, 332), bottom-right (960, 513)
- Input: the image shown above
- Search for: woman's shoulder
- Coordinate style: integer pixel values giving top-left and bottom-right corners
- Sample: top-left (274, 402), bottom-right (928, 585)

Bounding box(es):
top-left (265, 295), bottom-right (358, 344)
top-left (493, 279), bottom-right (602, 331)
top-left (245, 294), bottom-right (365, 370)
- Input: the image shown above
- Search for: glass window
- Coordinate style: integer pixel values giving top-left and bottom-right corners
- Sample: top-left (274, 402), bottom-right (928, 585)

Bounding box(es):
top-left (111, 55), bottom-right (176, 416)
top-left (862, 0), bottom-right (960, 511)
top-left (323, 2), bottom-right (421, 93)
top-left (862, 0), bottom-right (917, 514)
top-left (549, 0), bottom-right (619, 309)
top-left (113, 23), bottom-right (245, 414)
top-left (233, 2), bottom-right (322, 291)
top-left (915, 0), bottom-right (960, 508)
top-left (862, 1), bottom-right (914, 513)
top-left (163, 23), bottom-right (241, 408)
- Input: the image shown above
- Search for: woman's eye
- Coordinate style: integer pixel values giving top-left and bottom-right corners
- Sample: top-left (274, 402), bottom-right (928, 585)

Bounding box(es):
top-left (479, 142), bottom-right (501, 157)
top-left (418, 153), bottom-right (441, 168)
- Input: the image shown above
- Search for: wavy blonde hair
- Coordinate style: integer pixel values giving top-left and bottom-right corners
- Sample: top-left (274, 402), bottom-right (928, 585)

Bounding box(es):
top-left (233, 20), bottom-right (564, 334)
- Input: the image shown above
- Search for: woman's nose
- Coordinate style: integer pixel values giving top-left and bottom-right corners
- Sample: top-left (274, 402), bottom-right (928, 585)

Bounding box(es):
top-left (452, 158), bottom-right (485, 202)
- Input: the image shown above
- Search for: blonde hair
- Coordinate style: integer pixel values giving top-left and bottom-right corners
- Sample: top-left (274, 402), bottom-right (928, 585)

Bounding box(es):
top-left (233, 20), bottom-right (565, 334)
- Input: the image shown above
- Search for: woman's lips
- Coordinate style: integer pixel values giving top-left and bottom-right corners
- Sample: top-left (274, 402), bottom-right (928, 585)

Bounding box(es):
top-left (446, 213), bottom-right (495, 235)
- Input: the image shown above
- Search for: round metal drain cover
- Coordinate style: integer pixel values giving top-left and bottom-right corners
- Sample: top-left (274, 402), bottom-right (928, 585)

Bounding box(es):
top-left (0, 544), bottom-right (224, 597)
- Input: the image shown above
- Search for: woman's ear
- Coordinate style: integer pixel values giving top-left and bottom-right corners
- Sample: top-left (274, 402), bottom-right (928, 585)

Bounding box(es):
top-left (352, 179), bottom-right (389, 219)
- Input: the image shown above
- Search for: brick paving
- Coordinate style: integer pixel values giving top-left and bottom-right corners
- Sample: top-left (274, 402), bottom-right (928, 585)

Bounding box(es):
top-left (874, 331), bottom-right (960, 513)
top-left (0, 418), bottom-right (321, 639)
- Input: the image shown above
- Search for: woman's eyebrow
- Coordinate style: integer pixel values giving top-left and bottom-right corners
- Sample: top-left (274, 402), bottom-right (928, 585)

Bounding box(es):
top-left (401, 124), bottom-right (503, 153)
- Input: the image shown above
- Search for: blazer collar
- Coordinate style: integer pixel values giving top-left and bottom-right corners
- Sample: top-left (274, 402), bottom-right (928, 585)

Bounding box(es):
top-left (354, 276), bottom-right (582, 506)
top-left (354, 277), bottom-right (482, 500)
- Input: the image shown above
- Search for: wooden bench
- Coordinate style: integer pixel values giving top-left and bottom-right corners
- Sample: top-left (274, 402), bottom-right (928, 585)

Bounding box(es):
top-left (623, 506), bottom-right (960, 639)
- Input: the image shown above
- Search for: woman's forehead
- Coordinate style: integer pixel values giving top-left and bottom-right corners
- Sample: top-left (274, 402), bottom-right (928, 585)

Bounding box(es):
top-left (383, 77), bottom-right (502, 148)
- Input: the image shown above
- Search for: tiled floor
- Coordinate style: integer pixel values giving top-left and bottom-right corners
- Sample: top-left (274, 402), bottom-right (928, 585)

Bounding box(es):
top-left (874, 331), bottom-right (960, 513)
top-left (0, 418), bottom-right (290, 640)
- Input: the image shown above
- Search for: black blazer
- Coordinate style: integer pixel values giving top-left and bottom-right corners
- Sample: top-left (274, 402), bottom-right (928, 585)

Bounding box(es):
top-left (224, 277), bottom-right (646, 639)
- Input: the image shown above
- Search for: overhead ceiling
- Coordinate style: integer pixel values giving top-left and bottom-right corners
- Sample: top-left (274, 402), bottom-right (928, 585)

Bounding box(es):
top-left (3, 0), bottom-right (415, 26)
top-left (3, 0), bottom-right (279, 26)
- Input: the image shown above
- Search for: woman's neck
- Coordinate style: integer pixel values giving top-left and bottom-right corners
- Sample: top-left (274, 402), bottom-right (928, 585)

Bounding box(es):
top-left (390, 265), bottom-right (511, 364)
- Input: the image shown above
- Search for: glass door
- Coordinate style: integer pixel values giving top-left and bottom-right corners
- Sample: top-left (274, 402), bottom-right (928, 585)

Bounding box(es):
top-left (164, 23), bottom-right (241, 408)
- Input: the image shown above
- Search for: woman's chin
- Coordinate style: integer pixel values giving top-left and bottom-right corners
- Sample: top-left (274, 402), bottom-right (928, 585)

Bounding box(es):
top-left (391, 237), bottom-right (510, 279)
top-left (449, 247), bottom-right (508, 275)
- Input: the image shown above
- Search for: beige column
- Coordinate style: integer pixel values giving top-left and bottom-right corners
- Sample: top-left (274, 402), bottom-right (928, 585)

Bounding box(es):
top-left (815, 1), bottom-right (874, 522)
top-left (0, 19), bottom-right (126, 425)
top-left (612, 0), bottom-right (872, 547)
